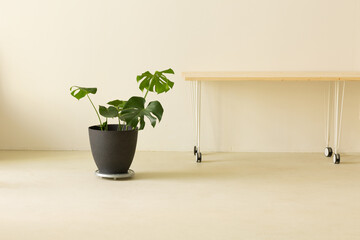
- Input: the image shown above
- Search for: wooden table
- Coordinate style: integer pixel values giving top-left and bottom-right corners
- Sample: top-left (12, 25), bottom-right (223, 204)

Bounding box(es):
top-left (183, 71), bottom-right (360, 163)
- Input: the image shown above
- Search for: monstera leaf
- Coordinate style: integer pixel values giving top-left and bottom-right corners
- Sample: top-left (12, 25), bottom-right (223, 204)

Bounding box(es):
top-left (136, 68), bottom-right (174, 94)
top-left (70, 86), bottom-right (97, 100)
top-left (99, 106), bottom-right (118, 118)
top-left (107, 99), bottom-right (127, 110)
top-left (120, 96), bottom-right (164, 130)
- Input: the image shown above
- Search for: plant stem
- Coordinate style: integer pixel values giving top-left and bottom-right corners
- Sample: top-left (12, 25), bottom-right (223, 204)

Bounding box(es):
top-left (118, 116), bottom-right (121, 131)
top-left (87, 94), bottom-right (103, 130)
top-left (144, 89), bottom-right (149, 99)
top-left (144, 76), bottom-right (154, 99)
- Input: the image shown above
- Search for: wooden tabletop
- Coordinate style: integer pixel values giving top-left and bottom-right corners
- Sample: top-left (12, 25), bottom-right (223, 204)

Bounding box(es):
top-left (183, 72), bottom-right (360, 81)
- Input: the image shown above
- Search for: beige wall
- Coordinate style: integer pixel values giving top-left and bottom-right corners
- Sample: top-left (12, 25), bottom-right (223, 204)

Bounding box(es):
top-left (0, 0), bottom-right (360, 152)
top-left (357, 0), bottom-right (360, 68)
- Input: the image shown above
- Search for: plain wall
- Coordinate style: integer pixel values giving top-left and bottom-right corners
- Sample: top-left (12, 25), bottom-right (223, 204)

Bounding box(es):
top-left (0, 0), bottom-right (360, 152)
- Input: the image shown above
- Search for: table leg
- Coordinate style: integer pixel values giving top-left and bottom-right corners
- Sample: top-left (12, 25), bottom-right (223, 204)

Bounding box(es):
top-left (195, 80), bottom-right (202, 162)
top-left (324, 82), bottom-right (333, 157)
top-left (333, 81), bottom-right (345, 164)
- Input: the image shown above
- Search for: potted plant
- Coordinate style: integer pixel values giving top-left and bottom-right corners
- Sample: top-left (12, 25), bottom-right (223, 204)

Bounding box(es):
top-left (70, 69), bottom-right (174, 179)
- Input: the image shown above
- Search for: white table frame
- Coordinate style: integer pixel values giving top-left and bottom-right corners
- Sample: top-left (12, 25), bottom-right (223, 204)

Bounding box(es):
top-left (183, 72), bottom-right (360, 164)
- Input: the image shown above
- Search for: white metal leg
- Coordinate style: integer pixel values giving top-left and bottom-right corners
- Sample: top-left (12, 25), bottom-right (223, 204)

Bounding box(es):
top-left (325, 82), bottom-right (332, 148)
top-left (195, 80), bottom-right (202, 162)
top-left (332, 81), bottom-right (345, 164)
top-left (334, 81), bottom-right (345, 154)
top-left (191, 81), bottom-right (196, 154)
top-left (324, 80), bottom-right (346, 163)
top-left (324, 81), bottom-right (334, 158)
top-left (334, 81), bottom-right (339, 154)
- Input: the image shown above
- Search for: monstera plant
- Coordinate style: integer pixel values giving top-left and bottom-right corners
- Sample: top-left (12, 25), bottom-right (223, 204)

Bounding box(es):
top-left (70, 69), bottom-right (174, 179)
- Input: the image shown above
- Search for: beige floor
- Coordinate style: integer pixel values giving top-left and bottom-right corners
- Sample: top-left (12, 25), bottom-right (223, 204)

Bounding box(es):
top-left (1, 151), bottom-right (360, 240)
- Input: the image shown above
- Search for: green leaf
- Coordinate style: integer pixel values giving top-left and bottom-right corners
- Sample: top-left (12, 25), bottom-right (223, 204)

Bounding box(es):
top-left (160, 68), bottom-right (174, 74)
top-left (120, 96), bottom-right (164, 130)
top-left (136, 69), bottom-right (175, 94)
top-left (70, 86), bottom-right (97, 100)
top-left (139, 117), bottom-right (145, 130)
top-left (146, 101), bottom-right (164, 121)
top-left (107, 99), bottom-right (126, 109)
top-left (99, 105), bottom-right (118, 118)
top-left (139, 76), bottom-right (152, 92)
top-left (127, 96), bottom-right (145, 108)
top-left (137, 71), bottom-right (152, 82)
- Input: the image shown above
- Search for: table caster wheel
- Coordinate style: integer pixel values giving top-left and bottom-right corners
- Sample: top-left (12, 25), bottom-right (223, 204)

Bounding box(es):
top-left (194, 146), bottom-right (197, 156)
top-left (324, 147), bottom-right (333, 157)
top-left (196, 152), bottom-right (202, 163)
top-left (333, 153), bottom-right (340, 164)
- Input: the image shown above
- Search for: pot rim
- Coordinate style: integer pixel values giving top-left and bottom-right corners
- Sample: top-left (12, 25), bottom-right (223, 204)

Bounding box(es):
top-left (89, 124), bottom-right (138, 132)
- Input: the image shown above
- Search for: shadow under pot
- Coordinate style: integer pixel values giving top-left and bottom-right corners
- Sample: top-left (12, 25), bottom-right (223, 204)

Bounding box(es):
top-left (88, 124), bottom-right (138, 174)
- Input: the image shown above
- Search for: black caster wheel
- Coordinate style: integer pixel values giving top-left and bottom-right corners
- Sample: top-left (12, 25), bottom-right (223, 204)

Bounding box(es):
top-left (324, 147), bottom-right (333, 157)
top-left (196, 152), bottom-right (202, 163)
top-left (333, 153), bottom-right (340, 164)
top-left (194, 146), bottom-right (197, 156)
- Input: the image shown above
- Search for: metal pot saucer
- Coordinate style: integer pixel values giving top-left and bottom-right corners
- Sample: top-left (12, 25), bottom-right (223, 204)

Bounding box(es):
top-left (95, 169), bottom-right (135, 180)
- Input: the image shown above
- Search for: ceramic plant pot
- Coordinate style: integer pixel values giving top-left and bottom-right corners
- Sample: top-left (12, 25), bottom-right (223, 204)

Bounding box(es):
top-left (88, 124), bottom-right (138, 174)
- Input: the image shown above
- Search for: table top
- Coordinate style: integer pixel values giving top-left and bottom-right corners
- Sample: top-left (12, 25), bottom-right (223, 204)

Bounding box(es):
top-left (182, 72), bottom-right (360, 81)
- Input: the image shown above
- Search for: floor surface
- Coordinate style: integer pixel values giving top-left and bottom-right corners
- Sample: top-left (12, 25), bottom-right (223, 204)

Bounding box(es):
top-left (1, 151), bottom-right (360, 240)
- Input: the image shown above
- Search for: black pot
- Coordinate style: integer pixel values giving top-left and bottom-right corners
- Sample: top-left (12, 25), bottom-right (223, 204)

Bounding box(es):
top-left (88, 124), bottom-right (138, 174)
